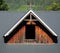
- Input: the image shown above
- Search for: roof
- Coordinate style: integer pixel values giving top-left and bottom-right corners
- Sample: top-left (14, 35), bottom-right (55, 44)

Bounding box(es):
top-left (0, 10), bottom-right (60, 37)
top-left (0, 10), bottom-right (60, 53)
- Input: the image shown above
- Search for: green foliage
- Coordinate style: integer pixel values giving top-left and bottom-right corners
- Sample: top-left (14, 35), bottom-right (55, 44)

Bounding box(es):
top-left (5, 0), bottom-right (60, 11)
top-left (17, 5), bottom-right (29, 11)
top-left (46, 1), bottom-right (60, 11)
top-left (16, 5), bottom-right (40, 11)
top-left (0, 0), bottom-right (8, 10)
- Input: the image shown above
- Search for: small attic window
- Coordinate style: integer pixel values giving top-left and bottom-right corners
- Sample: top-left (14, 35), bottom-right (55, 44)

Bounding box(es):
top-left (25, 25), bottom-right (35, 39)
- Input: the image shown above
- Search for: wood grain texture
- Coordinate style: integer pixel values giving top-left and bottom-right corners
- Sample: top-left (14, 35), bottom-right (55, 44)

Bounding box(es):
top-left (8, 26), bottom-right (25, 43)
top-left (35, 26), bottom-right (53, 43)
top-left (7, 26), bottom-right (53, 43)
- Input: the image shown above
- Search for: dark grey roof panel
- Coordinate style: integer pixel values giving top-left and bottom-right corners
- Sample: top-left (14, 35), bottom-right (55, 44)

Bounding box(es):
top-left (0, 11), bottom-right (60, 36)
top-left (35, 11), bottom-right (60, 35)
top-left (0, 11), bottom-right (60, 53)
top-left (0, 11), bottom-right (26, 36)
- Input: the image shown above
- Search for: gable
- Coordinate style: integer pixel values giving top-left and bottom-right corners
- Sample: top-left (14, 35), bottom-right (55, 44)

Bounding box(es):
top-left (3, 10), bottom-right (58, 43)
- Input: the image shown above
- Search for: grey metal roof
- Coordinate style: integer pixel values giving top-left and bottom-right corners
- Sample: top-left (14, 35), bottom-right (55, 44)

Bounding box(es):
top-left (0, 11), bottom-right (60, 53)
top-left (0, 11), bottom-right (26, 36)
top-left (0, 11), bottom-right (60, 36)
top-left (35, 11), bottom-right (60, 36)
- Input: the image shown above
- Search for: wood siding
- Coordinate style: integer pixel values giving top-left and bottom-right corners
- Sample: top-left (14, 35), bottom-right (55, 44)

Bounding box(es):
top-left (8, 26), bottom-right (25, 43)
top-left (7, 25), bottom-right (53, 43)
top-left (35, 26), bottom-right (53, 43)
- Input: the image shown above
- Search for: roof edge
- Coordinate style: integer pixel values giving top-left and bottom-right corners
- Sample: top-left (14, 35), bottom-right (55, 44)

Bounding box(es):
top-left (4, 10), bottom-right (57, 37)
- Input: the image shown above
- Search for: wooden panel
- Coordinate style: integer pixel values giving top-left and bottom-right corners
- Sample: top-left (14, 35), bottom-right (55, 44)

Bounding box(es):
top-left (27, 21), bottom-right (36, 25)
top-left (35, 26), bottom-right (53, 43)
top-left (7, 26), bottom-right (25, 43)
top-left (7, 25), bottom-right (53, 43)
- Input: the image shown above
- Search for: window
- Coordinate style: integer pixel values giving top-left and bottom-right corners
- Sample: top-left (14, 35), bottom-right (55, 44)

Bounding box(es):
top-left (25, 25), bottom-right (35, 39)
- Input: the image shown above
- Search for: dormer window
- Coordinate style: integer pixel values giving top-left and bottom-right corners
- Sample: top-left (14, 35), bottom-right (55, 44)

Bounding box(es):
top-left (3, 10), bottom-right (57, 43)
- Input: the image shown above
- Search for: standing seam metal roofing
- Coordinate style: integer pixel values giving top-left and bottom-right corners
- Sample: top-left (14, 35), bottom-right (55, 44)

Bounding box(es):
top-left (0, 11), bottom-right (60, 36)
top-left (4, 10), bottom-right (57, 37)
top-left (0, 11), bottom-right (60, 53)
